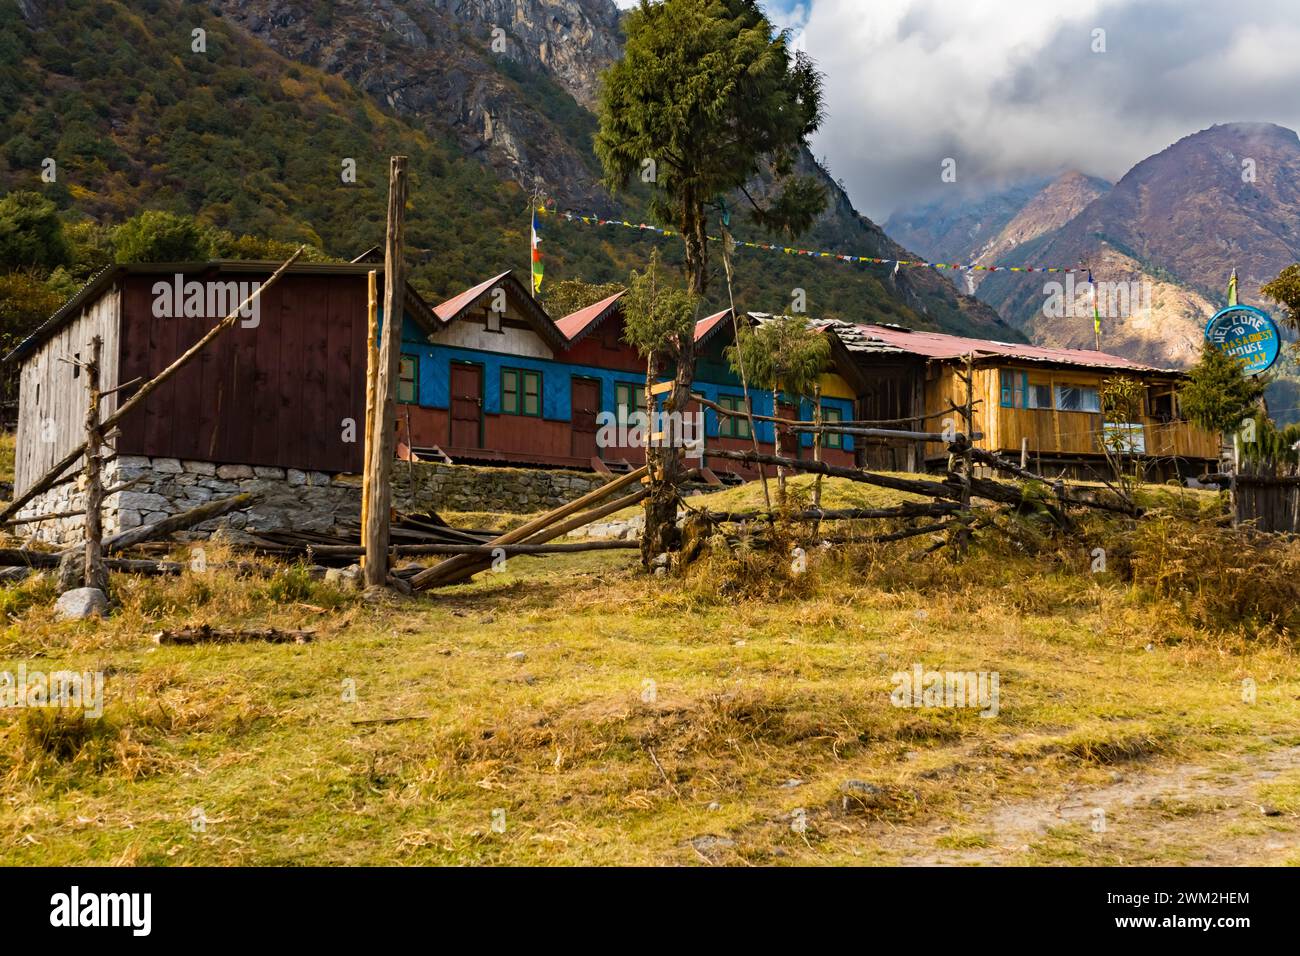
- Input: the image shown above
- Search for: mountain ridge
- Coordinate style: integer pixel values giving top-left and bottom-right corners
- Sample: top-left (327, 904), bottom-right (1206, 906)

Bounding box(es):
top-left (0, 0), bottom-right (1010, 338)
top-left (887, 122), bottom-right (1300, 370)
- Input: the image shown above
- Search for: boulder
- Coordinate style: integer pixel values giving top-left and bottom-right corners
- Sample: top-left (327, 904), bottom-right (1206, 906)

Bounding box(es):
top-left (325, 564), bottom-right (363, 590)
top-left (55, 587), bottom-right (109, 620)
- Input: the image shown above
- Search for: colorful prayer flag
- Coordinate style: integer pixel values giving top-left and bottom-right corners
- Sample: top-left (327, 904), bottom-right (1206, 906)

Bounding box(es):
top-left (1088, 269), bottom-right (1101, 336)
top-left (531, 208), bottom-right (543, 294)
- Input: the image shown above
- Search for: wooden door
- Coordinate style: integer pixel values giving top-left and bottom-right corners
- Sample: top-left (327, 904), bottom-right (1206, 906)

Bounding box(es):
top-left (570, 377), bottom-right (601, 461)
top-left (450, 363), bottom-right (483, 449)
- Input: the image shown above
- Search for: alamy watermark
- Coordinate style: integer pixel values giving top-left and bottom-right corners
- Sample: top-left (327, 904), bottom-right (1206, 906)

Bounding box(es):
top-left (1042, 274), bottom-right (1151, 320)
top-left (595, 410), bottom-right (705, 459)
top-left (890, 662), bottom-right (999, 718)
top-left (1, 664), bottom-right (104, 718)
top-left (152, 275), bottom-right (262, 328)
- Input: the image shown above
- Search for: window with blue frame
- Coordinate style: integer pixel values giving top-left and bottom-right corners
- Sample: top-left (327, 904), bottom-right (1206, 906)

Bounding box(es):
top-left (1000, 370), bottom-right (1056, 410)
top-left (822, 406), bottom-right (844, 449)
top-left (502, 368), bottom-right (541, 416)
top-left (999, 370), bottom-right (1027, 408)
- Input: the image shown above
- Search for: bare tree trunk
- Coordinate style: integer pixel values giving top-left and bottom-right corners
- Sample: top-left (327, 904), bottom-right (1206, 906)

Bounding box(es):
top-left (83, 336), bottom-right (107, 593)
top-left (642, 201), bottom-right (707, 565)
top-left (812, 384), bottom-right (823, 510)
top-left (773, 402), bottom-right (785, 496)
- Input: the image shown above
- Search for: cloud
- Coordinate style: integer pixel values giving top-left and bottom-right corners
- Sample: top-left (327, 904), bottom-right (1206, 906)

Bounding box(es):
top-left (791, 0), bottom-right (1300, 219)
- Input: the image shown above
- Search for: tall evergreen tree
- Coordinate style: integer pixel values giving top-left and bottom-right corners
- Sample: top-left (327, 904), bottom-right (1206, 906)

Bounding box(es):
top-left (1179, 340), bottom-right (1267, 439)
top-left (596, 0), bottom-right (826, 558)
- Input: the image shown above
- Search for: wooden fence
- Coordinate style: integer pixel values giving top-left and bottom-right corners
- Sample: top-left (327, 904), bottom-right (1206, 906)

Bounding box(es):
top-left (1233, 474), bottom-right (1300, 533)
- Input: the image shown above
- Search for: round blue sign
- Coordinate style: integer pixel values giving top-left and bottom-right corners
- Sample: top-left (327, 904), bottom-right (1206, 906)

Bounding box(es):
top-left (1204, 304), bottom-right (1280, 376)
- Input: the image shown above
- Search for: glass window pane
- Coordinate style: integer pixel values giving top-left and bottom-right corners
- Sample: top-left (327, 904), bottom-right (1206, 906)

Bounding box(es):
top-left (1056, 385), bottom-right (1080, 411)
top-left (399, 356), bottom-right (417, 403)
top-left (503, 371), bottom-right (517, 414)
top-left (824, 406), bottom-right (842, 448)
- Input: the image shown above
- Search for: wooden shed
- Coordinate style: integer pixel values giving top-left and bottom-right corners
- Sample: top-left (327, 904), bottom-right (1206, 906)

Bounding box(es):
top-left (5, 261), bottom-right (432, 497)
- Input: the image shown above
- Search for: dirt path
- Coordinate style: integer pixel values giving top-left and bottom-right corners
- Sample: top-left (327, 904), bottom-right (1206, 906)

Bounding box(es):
top-left (875, 741), bottom-right (1300, 865)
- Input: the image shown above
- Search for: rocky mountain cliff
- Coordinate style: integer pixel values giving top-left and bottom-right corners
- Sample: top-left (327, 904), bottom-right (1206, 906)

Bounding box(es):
top-left (969, 171), bottom-right (1110, 282)
top-left (214, 0), bottom-right (1007, 333)
top-left (979, 123), bottom-right (1300, 367)
top-left (219, 0), bottom-right (623, 210)
top-left (884, 176), bottom-right (1053, 268)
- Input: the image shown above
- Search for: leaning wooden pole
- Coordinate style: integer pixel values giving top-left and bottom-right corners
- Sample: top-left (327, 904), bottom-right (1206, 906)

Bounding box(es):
top-left (360, 269), bottom-right (379, 565)
top-left (0, 247), bottom-right (305, 524)
top-left (82, 335), bottom-right (107, 593)
top-left (364, 156), bottom-right (408, 588)
top-left (410, 465), bottom-right (650, 590)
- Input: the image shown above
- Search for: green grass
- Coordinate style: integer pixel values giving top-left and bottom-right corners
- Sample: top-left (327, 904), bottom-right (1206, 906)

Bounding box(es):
top-left (0, 431), bottom-right (13, 488)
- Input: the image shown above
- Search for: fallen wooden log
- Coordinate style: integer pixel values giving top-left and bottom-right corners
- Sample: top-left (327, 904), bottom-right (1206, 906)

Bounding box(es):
top-left (866, 520), bottom-right (957, 543)
top-left (701, 502), bottom-right (961, 523)
top-left (964, 447), bottom-right (1138, 516)
top-left (704, 448), bottom-right (967, 502)
top-left (0, 552), bottom-right (181, 575)
top-left (412, 487), bottom-right (648, 589)
top-left (296, 539), bottom-right (640, 558)
top-left (409, 466), bottom-right (649, 590)
top-left (153, 625), bottom-right (316, 645)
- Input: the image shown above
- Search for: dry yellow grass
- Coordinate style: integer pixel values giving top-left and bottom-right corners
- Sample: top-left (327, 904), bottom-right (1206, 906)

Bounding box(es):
top-left (0, 483), bottom-right (1293, 866)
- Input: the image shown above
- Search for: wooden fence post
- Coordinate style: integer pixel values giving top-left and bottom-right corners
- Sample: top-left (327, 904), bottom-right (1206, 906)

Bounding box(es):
top-left (83, 335), bottom-right (107, 593)
top-left (364, 156), bottom-right (408, 588)
top-left (360, 269), bottom-right (378, 565)
top-left (812, 383), bottom-right (823, 510)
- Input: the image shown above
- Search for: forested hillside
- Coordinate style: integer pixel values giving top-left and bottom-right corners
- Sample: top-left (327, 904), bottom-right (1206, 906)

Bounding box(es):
top-left (0, 0), bottom-right (1011, 337)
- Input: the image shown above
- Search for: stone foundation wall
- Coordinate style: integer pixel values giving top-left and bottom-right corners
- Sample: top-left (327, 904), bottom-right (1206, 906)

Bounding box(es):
top-left (391, 460), bottom-right (607, 515)
top-left (14, 456), bottom-right (609, 545)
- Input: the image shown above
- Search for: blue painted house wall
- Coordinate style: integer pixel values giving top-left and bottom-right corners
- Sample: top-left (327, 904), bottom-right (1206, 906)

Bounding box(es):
top-left (396, 314), bottom-right (854, 451)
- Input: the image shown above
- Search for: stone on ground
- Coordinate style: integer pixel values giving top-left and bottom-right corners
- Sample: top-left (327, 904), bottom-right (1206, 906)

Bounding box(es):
top-left (55, 587), bottom-right (109, 620)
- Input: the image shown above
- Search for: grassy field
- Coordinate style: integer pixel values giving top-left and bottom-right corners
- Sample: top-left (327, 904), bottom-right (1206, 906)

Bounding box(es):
top-left (0, 473), bottom-right (1297, 866)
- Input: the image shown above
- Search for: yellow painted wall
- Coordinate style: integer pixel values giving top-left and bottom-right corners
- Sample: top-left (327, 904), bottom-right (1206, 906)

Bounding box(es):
top-left (818, 371), bottom-right (857, 401)
top-left (922, 363), bottom-right (1219, 461)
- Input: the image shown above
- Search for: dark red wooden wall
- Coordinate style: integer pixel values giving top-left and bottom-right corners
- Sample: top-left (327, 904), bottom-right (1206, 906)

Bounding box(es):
top-left (115, 270), bottom-right (368, 473)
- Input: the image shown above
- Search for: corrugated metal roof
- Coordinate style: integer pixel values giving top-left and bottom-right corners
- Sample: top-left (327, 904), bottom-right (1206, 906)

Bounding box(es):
top-left (429, 271), bottom-right (567, 351)
top-left (827, 321), bottom-right (1178, 373)
top-left (4, 260), bottom-right (417, 365)
top-left (556, 290), bottom-right (625, 343)
top-left (693, 309), bottom-right (733, 345)
top-left (431, 271), bottom-right (512, 322)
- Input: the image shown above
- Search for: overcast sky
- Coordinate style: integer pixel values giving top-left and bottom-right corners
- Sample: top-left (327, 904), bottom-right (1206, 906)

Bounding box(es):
top-left (612, 0), bottom-right (1300, 220)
